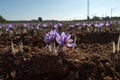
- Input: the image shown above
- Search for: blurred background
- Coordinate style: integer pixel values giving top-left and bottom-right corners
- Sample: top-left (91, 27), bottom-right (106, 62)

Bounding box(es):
top-left (0, 0), bottom-right (120, 21)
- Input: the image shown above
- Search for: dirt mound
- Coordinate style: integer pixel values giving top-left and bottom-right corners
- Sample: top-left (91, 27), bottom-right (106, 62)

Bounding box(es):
top-left (0, 32), bottom-right (120, 80)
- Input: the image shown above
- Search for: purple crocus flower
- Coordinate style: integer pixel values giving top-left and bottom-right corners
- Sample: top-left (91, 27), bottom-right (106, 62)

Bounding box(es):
top-left (99, 23), bottom-right (104, 27)
top-left (94, 23), bottom-right (98, 27)
top-left (23, 23), bottom-right (29, 28)
top-left (56, 32), bottom-right (76, 47)
top-left (75, 23), bottom-right (80, 26)
top-left (23, 24), bottom-right (27, 27)
top-left (31, 26), bottom-right (34, 29)
top-left (6, 28), bottom-right (9, 32)
top-left (87, 23), bottom-right (91, 27)
top-left (54, 24), bottom-right (59, 29)
top-left (0, 25), bottom-right (2, 29)
top-left (7, 24), bottom-right (14, 29)
top-left (36, 24), bottom-right (40, 30)
top-left (106, 22), bottom-right (110, 27)
top-left (43, 23), bottom-right (48, 28)
top-left (44, 34), bottom-right (50, 44)
top-left (83, 23), bottom-right (87, 26)
top-left (58, 23), bottom-right (63, 27)
top-left (69, 25), bottom-right (75, 30)
top-left (44, 29), bottom-right (57, 44)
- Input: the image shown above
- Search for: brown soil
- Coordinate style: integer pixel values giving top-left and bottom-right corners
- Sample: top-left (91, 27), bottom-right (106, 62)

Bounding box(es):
top-left (0, 32), bottom-right (120, 80)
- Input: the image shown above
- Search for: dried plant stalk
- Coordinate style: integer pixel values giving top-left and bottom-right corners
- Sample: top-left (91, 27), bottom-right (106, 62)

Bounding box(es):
top-left (112, 41), bottom-right (116, 54)
top-left (11, 40), bottom-right (15, 53)
top-left (117, 35), bottom-right (120, 53)
top-left (72, 35), bottom-right (77, 52)
top-left (19, 40), bottom-right (23, 53)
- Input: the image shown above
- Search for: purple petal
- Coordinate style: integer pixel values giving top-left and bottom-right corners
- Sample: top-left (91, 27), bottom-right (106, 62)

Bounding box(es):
top-left (56, 32), bottom-right (60, 39)
top-left (36, 24), bottom-right (40, 30)
top-left (54, 24), bottom-right (58, 29)
top-left (0, 25), bottom-right (2, 29)
top-left (56, 37), bottom-right (62, 45)
top-left (61, 32), bottom-right (65, 42)
top-left (65, 34), bottom-right (71, 41)
top-left (66, 43), bottom-right (76, 47)
top-left (67, 39), bottom-right (73, 43)
top-left (6, 28), bottom-right (9, 32)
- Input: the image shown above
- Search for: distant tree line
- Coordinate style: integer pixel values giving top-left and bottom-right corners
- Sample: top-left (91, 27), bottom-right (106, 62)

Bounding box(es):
top-left (0, 15), bottom-right (6, 23)
top-left (0, 15), bottom-right (44, 23)
top-left (1, 14), bottom-right (120, 23)
top-left (91, 16), bottom-right (120, 21)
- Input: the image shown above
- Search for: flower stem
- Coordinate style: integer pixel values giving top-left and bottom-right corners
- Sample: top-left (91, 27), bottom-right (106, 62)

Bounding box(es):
top-left (63, 46), bottom-right (66, 53)
top-left (72, 35), bottom-right (76, 52)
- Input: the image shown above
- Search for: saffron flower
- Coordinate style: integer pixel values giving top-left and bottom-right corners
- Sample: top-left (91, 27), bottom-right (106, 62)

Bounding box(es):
top-left (7, 24), bottom-right (14, 29)
top-left (69, 25), bottom-right (75, 29)
top-left (54, 24), bottom-right (59, 29)
top-left (56, 32), bottom-right (76, 47)
top-left (36, 24), bottom-right (40, 30)
top-left (0, 25), bottom-right (2, 29)
top-left (58, 23), bottom-right (63, 27)
top-left (44, 29), bottom-right (57, 44)
top-left (23, 23), bottom-right (29, 28)
top-left (106, 22), bottom-right (110, 27)
top-left (43, 23), bottom-right (48, 28)
top-left (6, 28), bottom-right (9, 32)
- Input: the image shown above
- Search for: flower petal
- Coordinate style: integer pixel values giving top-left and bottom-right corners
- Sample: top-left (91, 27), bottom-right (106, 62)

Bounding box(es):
top-left (66, 43), bottom-right (76, 47)
top-left (61, 32), bottom-right (65, 42)
top-left (65, 34), bottom-right (71, 41)
top-left (67, 39), bottom-right (73, 43)
top-left (56, 37), bottom-right (62, 45)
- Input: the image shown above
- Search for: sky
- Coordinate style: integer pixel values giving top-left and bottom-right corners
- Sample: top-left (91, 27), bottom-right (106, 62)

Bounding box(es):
top-left (0, 0), bottom-right (120, 20)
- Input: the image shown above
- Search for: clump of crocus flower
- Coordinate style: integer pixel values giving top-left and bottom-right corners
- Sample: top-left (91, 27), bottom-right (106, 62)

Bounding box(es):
top-left (56, 32), bottom-right (76, 53)
top-left (56, 32), bottom-right (76, 47)
top-left (44, 29), bottom-right (57, 45)
top-left (44, 29), bottom-right (57, 54)
top-left (44, 30), bottom-right (76, 55)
